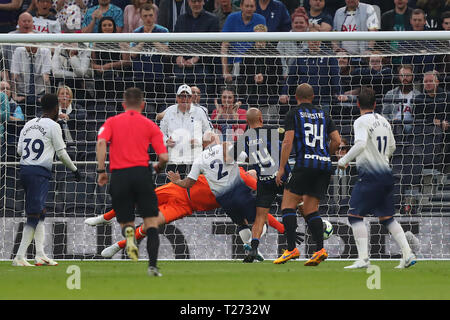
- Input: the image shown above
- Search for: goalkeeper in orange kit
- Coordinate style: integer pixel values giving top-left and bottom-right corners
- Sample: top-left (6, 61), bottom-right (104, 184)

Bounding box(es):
top-left (85, 167), bottom-right (304, 259)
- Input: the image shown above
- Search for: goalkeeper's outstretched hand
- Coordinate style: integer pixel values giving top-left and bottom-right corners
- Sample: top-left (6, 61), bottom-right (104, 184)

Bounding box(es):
top-left (73, 170), bottom-right (82, 182)
top-left (295, 232), bottom-right (305, 245)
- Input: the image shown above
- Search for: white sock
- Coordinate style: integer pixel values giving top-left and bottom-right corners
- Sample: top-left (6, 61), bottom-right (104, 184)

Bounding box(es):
top-left (351, 220), bottom-right (369, 261)
top-left (260, 224), bottom-right (267, 238)
top-left (385, 219), bottom-right (412, 257)
top-left (34, 221), bottom-right (46, 257)
top-left (239, 227), bottom-right (252, 245)
top-left (16, 224), bottom-right (35, 259)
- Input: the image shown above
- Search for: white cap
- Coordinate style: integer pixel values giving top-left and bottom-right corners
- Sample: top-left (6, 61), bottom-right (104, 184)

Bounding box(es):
top-left (176, 84), bottom-right (192, 96)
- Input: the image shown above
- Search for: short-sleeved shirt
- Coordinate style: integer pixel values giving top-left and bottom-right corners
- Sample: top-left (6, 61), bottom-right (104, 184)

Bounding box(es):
top-left (222, 11), bottom-right (266, 63)
top-left (256, 0), bottom-right (290, 32)
top-left (308, 11), bottom-right (333, 28)
top-left (18, 117), bottom-right (66, 173)
top-left (30, 12), bottom-right (62, 33)
top-left (284, 103), bottom-right (337, 173)
top-left (82, 4), bottom-right (124, 33)
top-left (98, 109), bottom-right (167, 171)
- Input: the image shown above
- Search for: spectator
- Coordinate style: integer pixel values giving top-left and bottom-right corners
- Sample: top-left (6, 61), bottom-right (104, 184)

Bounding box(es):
top-left (10, 37), bottom-right (52, 118)
top-left (442, 10), bottom-right (450, 31)
top-left (276, 6), bottom-right (309, 78)
top-left (56, 85), bottom-right (85, 147)
top-left (255, 0), bottom-right (290, 32)
top-left (130, 3), bottom-right (169, 100)
top-left (53, 0), bottom-right (89, 32)
top-left (220, 0), bottom-right (266, 83)
top-left (123, 0), bottom-right (159, 33)
top-left (91, 17), bottom-right (131, 98)
top-left (415, 0), bottom-right (450, 30)
top-left (173, 0), bottom-right (220, 85)
top-left (307, 0), bottom-right (333, 32)
top-left (52, 41), bottom-right (92, 100)
top-left (333, 0), bottom-right (379, 54)
top-left (1, 12), bottom-right (35, 82)
top-left (336, 48), bottom-right (353, 94)
top-left (279, 25), bottom-right (340, 113)
top-left (239, 24), bottom-right (284, 118)
top-left (159, 84), bottom-right (213, 169)
top-left (413, 70), bottom-right (448, 127)
top-left (381, 0), bottom-right (413, 31)
top-left (0, 0), bottom-right (23, 33)
top-left (338, 52), bottom-right (394, 111)
top-left (211, 86), bottom-right (246, 141)
top-left (214, 0), bottom-right (240, 29)
top-left (30, 0), bottom-right (62, 33)
top-left (0, 91), bottom-right (10, 142)
top-left (0, 80), bottom-right (25, 121)
top-left (157, 0), bottom-right (190, 32)
top-left (407, 8), bottom-right (428, 31)
top-left (82, 0), bottom-right (124, 33)
top-left (382, 64), bottom-right (421, 134)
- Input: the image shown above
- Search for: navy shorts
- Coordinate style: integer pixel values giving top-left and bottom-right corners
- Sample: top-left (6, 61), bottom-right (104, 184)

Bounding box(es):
top-left (286, 167), bottom-right (331, 200)
top-left (20, 173), bottom-right (50, 215)
top-left (216, 181), bottom-right (256, 225)
top-left (349, 175), bottom-right (395, 217)
top-left (256, 179), bottom-right (283, 208)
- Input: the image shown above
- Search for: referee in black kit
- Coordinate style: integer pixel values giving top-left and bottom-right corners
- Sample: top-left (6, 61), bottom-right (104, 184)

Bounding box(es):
top-left (275, 83), bottom-right (341, 266)
top-left (96, 87), bottom-right (169, 277)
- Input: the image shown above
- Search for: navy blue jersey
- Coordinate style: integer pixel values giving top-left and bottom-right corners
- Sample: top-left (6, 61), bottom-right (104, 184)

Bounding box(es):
top-left (284, 103), bottom-right (337, 173)
top-left (239, 126), bottom-right (291, 183)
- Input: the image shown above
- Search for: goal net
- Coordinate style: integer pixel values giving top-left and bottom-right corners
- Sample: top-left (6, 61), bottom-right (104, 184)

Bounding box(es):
top-left (0, 31), bottom-right (449, 260)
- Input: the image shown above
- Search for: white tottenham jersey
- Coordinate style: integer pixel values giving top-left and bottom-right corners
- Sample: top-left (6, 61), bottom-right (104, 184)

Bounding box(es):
top-left (18, 117), bottom-right (66, 171)
top-left (351, 112), bottom-right (396, 176)
top-left (188, 143), bottom-right (242, 197)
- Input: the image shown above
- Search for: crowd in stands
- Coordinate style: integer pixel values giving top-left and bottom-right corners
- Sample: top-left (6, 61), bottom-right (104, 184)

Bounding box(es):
top-left (0, 0), bottom-right (449, 191)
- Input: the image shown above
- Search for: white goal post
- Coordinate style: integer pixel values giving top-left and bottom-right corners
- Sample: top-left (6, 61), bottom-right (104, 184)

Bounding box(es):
top-left (0, 31), bottom-right (449, 261)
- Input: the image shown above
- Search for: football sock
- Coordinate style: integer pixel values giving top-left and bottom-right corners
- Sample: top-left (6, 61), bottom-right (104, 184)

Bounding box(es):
top-left (17, 223), bottom-right (36, 258)
top-left (103, 209), bottom-right (116, 221)
top-left (146, 227), bottom-right (159, 268)
top-left (117, 240), bottom-right (126, 249)
top-left (34, 221), bottom-right (46, 257)
top-left (281, 209), bottom-right (297, 251)
top-left (238, 225), bottom-right (252, 245)
top-left (348, 216), bottom-right (369, 260)
top-left (304, 212), bottom-right (324, 251)
top-left (136, 225), bottom-right (146, 241)
top-left (381, 217), bottom-right (412, 257)
top-left (260, 223), bottom-right (267, 238)
top-left (251, 238), bottom-right (260, 250)
top-left (268, 214), bottom-right (284, 233)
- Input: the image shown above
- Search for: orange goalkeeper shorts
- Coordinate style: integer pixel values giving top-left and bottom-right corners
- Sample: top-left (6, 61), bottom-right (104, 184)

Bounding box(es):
top-left (155, 182), bottom-right (194, 224)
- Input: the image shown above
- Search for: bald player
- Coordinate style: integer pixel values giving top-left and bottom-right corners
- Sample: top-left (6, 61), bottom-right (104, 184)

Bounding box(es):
top-left (274, 83), bottom-right (341, 266)
top-left (234, 108), bottom-right (292, 263)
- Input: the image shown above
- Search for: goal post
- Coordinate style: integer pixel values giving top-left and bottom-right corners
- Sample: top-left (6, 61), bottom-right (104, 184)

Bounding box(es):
top-left (0, 31), bottom-right (449, 260)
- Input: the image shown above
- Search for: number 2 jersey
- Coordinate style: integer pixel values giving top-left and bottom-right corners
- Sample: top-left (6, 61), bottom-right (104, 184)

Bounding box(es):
top-left (284, 103), bottom-right (337, 173)
top-left (17, 117), bottom-right (66, 177)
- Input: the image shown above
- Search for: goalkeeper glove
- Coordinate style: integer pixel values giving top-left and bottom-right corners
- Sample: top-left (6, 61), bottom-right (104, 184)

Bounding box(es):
top-left (73, 170), bottom-right (82, 182)
top-left (295, 232), bottom-right (305, 245)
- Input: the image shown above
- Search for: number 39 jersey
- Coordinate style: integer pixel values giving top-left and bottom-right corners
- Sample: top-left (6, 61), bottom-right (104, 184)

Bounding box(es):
top-left (284, 103), bottom-right (337, 173)
top-left (18, 117), bottom-right (66, 171)
top-left (352, 112), bottom-right (396, 177)
top-left (188, 143), bottom-right (242, 197)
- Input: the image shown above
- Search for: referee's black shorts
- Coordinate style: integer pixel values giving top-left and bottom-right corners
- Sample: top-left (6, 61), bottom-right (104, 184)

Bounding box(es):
top-left (109, 166), bottom-right (158, 223)
top-left (286, 167), bottom-right (331, 200)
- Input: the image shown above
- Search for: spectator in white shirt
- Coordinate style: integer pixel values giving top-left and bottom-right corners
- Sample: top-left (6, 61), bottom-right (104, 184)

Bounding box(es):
top-left (159, 84), bottom-right (213, 166)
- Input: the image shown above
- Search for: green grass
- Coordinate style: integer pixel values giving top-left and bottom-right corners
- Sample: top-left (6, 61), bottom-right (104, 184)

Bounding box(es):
top-left (0, 260), bottom-right (449, 300)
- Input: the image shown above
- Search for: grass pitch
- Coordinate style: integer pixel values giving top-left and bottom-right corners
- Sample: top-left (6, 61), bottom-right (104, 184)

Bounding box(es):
top-left (0, 260), bottom-right (448, 300)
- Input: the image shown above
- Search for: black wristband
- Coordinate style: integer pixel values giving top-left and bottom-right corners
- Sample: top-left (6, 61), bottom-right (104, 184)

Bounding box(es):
top-left (96, 169), bottom-right (106, 174)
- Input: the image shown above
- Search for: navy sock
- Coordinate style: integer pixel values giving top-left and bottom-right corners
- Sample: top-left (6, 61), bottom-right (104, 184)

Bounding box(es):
top-left (251, 238), bottom-right (259, 250)
top-left (282, 209), bottom-right (298, 251)
top-left (146, 227), bottom-right (159, 268)
top-left (305, 212), bottom-right (324, 251)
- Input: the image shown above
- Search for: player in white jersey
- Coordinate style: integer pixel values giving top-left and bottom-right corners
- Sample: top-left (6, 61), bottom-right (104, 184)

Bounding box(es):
top-left (13, 94), bottom-right (81, 267)
top-left (338, 87), bottom-right (416, 269)
top-left (168, 131), bottom-right (261, 254)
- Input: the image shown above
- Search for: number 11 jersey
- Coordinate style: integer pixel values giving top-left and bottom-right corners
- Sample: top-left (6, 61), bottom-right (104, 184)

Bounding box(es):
top-left (18, 117), bottom-right (66, 172)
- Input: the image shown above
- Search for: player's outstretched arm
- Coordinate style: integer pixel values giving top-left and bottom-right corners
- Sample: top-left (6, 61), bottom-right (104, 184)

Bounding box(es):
top-left (167, 171), bottom-right (196, 189)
